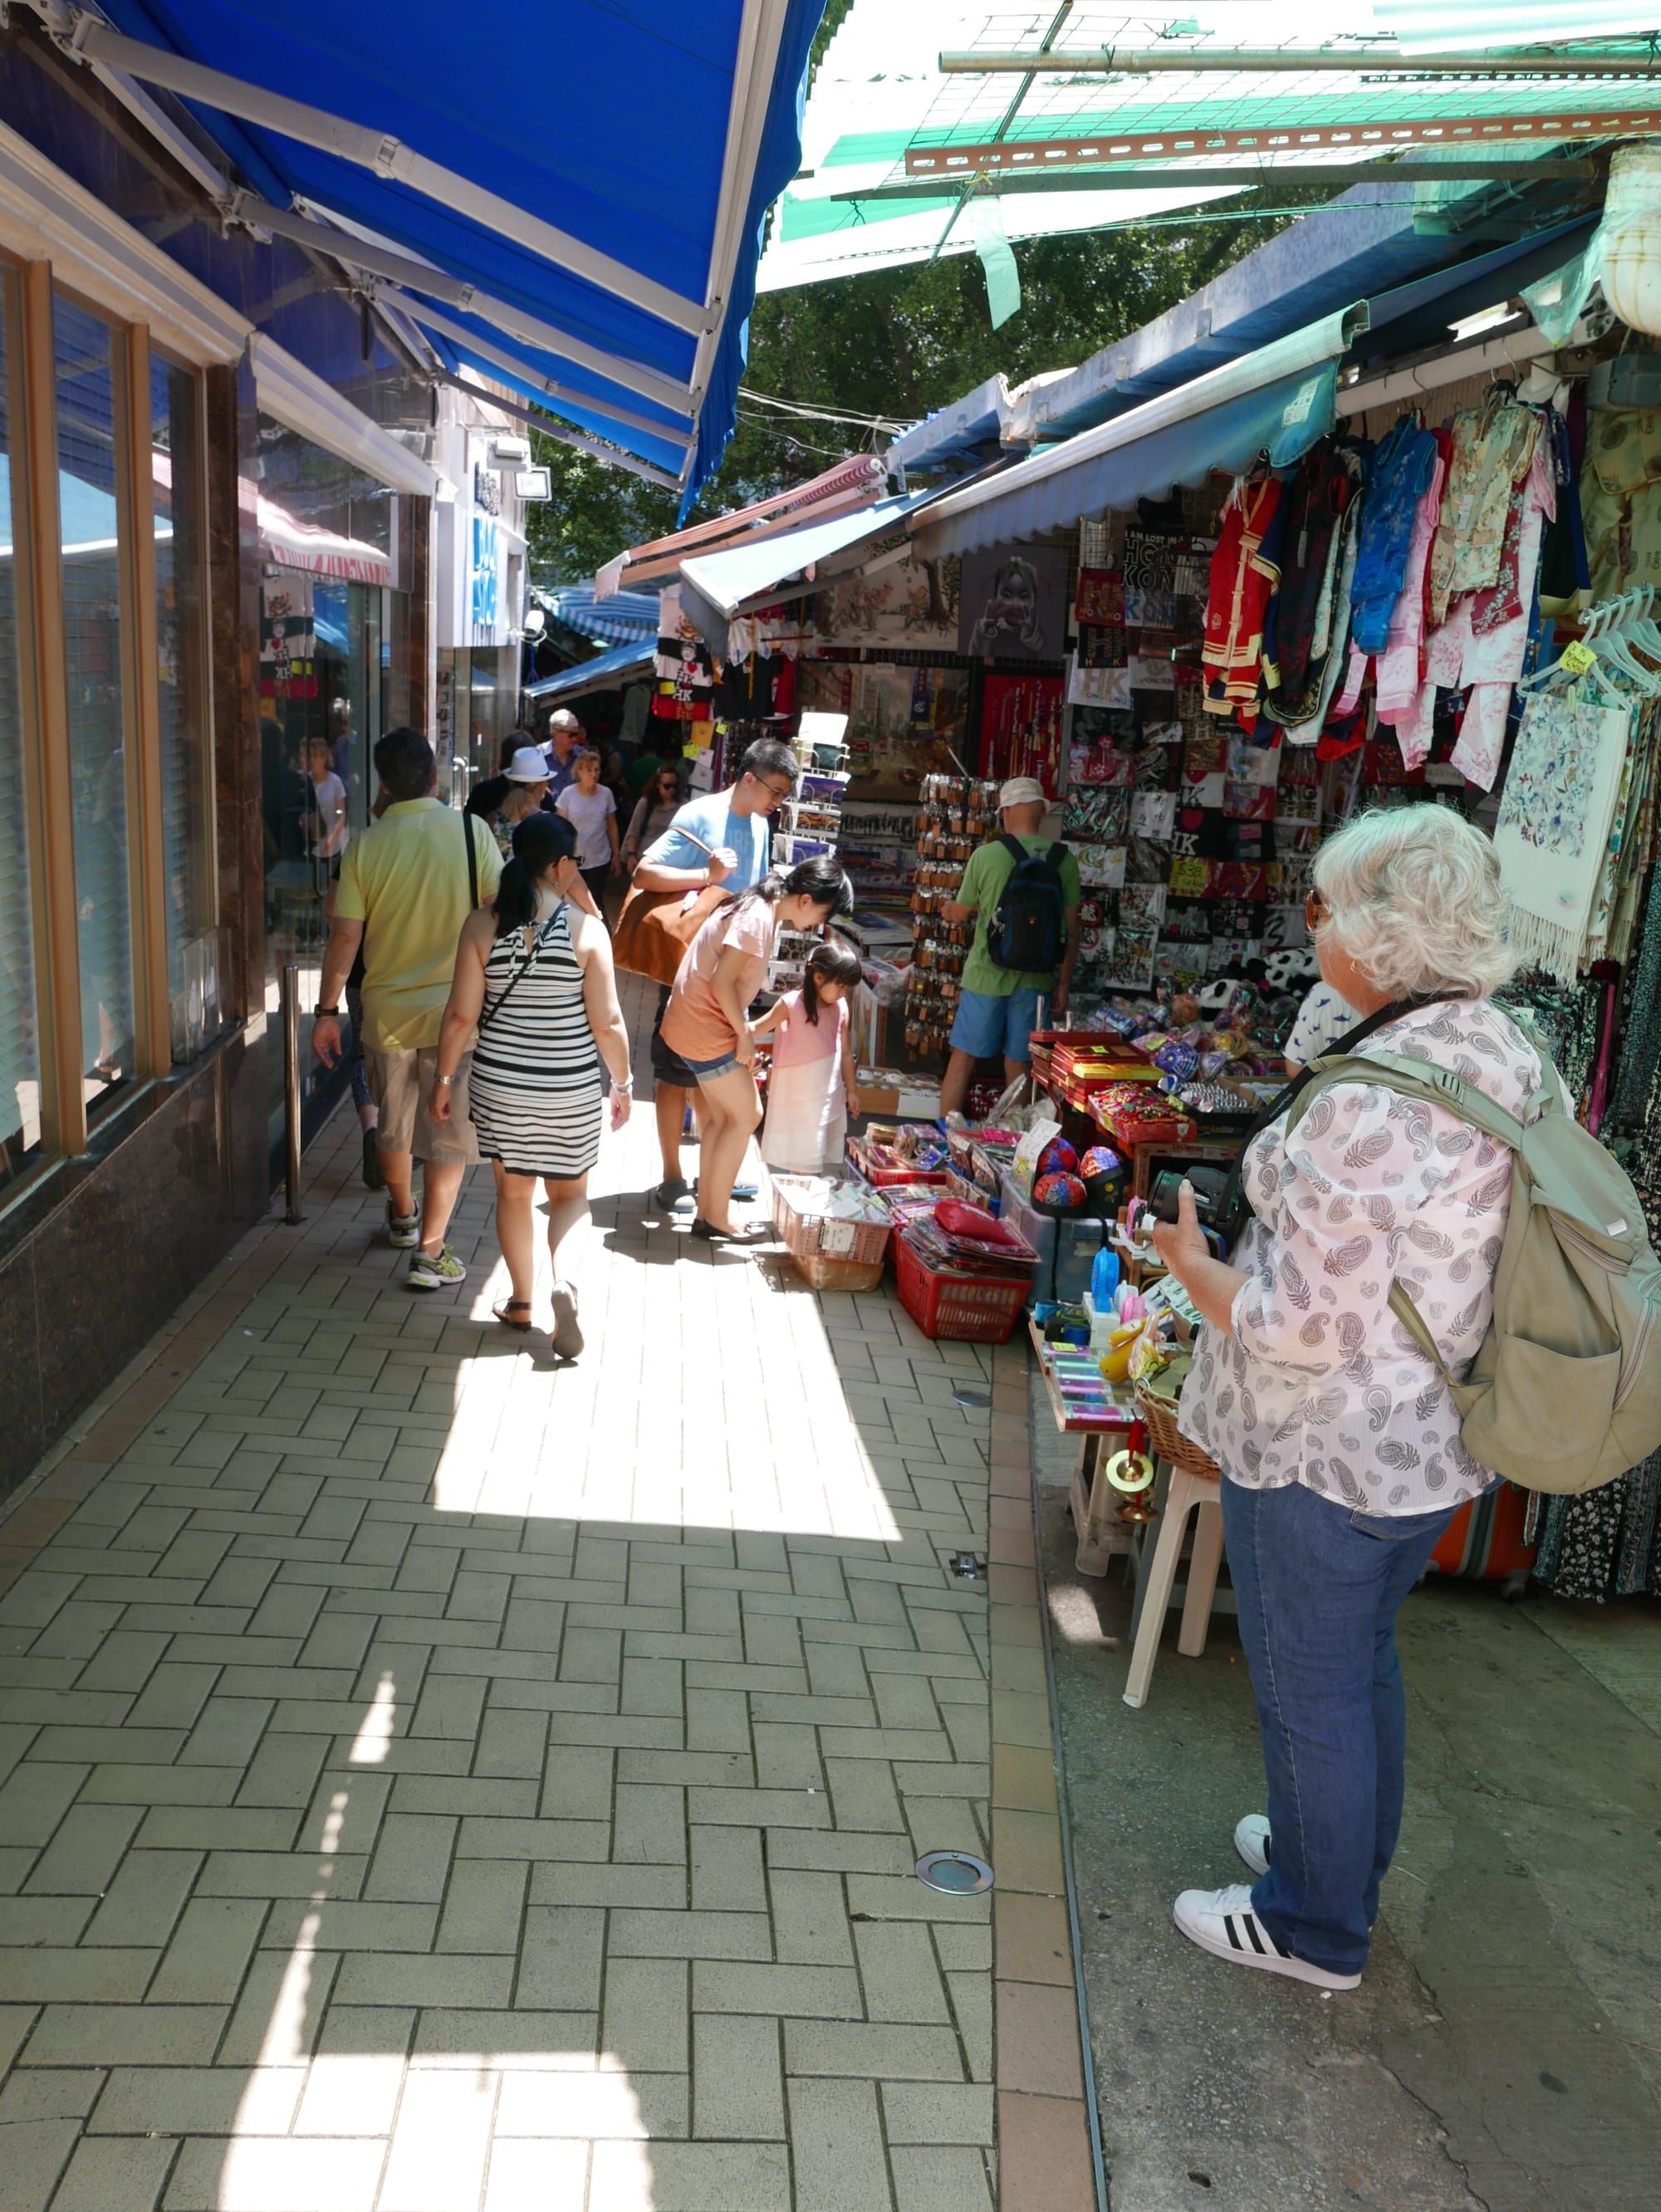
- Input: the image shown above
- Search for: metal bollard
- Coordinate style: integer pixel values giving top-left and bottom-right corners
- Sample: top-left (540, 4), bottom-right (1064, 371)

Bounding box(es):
top-left (281, 961), bottom-right (303, 1224)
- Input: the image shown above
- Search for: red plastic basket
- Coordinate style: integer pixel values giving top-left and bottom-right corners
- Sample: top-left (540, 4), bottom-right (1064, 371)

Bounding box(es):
top-left (894, 1233), bottom-right (1031, 1344)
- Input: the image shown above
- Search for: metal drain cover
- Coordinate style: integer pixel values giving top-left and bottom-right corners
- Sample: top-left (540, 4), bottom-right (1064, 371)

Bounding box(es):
top-left (915, 1850), bottom-right (994, 1896)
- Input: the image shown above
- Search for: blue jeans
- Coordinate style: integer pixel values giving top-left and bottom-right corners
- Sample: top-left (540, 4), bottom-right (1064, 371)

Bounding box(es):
top-left (1220, 1475), bottom-right (1462, 1975)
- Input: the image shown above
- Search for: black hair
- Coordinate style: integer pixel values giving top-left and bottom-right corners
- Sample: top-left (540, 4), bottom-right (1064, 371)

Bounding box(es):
top-left (492, 811), bottom-right (576, 936)
top-left (499, 730), bottom-right (532, 772)
top-left (374, 725), bottom-right (435, 802)
top-left (735, 854), bottom-right (855, 922)
top-left (801, 939), bottom-right (863, 1027)
top-left (737, 736), bottom-right (799, 789)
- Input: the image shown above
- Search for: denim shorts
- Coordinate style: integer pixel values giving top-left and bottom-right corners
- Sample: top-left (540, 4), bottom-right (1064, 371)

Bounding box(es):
top-left (950, 984), bottom-right (1043, 1062)
top-left (678, 1047), bottom-right (741, 1086)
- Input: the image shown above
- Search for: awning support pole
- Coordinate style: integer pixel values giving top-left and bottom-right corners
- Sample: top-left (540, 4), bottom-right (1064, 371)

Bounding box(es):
top-left (63, 16), bottom-right (711, 336)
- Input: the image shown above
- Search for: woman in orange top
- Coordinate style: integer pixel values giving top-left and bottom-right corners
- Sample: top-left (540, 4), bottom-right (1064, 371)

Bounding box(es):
top-left (661, 855), bottom-right (853, 1243)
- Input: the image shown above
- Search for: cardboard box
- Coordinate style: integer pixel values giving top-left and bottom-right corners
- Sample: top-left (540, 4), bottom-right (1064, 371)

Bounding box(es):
top-left (856, 1068), bottom-right (942, 1121)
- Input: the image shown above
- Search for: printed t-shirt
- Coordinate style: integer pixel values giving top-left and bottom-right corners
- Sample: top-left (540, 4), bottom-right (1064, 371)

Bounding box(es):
top-left (642, 790), bottom-right (771, 891)
top-left (336, 799), bottom-right (502, 1052)
top-left (958, 835), bottom-right (1082, 998)
top-left (660, 900), bottom-right (775, 1062)
top-left (771, 991), bottom-right (845, 1069)
top-left (556, 783), bottom-right (616, 867)
top-left (1286, 982), bottom-right (1360, 1066)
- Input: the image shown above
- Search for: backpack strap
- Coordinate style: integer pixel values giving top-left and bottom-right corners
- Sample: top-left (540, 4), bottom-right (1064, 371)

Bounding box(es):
top-left (997, 832), bottom-right (1028, 868)
top-left (1282, 1045), bottom-right (1552, 1394)
top-left (1283, 1048), bottom-right (1536, 1153)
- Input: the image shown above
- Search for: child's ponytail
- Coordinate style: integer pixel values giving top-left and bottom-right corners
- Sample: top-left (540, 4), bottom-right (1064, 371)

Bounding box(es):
top-left (801, 939), bottom-right (864, 1026)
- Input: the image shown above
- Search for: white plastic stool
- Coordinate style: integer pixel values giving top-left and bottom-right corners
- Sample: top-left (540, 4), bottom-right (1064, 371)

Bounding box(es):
top-left (1122, 1461), bottom-right (1224, 1709)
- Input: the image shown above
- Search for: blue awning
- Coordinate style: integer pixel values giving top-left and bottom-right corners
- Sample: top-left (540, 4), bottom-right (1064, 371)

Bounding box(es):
top-left (524, 639), bottom-right (655, 703)
top-left (911, 313), bottom-right (1355, 561)
top-left (543, 586), bottom-right (662, 648)
top-left (90, 2), bottom-right (826, 507)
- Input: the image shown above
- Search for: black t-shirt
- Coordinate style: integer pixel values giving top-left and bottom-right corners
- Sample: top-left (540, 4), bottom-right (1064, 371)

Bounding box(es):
top-left (465, 774), bottom-right (511, 820)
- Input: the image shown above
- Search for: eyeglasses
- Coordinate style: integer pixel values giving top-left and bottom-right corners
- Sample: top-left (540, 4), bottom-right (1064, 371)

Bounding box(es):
top-left (750, 775), bottom-right (796, 805)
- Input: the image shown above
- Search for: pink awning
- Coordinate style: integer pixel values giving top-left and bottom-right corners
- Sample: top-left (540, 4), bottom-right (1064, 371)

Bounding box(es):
top-left (258, 493), bottom-right (392, 585)
top-left (595, 454), bottom-right (887, 597)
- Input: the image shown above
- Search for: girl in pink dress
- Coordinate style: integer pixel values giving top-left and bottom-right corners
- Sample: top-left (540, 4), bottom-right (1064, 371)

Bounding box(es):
top-left (752, 943), bottom-right (864, 1175)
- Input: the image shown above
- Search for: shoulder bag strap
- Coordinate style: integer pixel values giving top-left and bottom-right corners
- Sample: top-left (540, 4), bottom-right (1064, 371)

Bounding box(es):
top-left (477, 913), bottom-right (559, 1036)
top-left (463, 808), bottom-right (478, 910)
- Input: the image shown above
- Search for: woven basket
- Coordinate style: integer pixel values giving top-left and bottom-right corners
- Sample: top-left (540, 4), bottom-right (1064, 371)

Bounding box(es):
top-left (1134, 1381), bottom-right (1222, 1484)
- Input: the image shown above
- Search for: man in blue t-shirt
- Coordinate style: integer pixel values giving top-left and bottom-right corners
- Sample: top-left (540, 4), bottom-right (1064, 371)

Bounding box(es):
top-left (635, 736), bottom-right (798, 1207)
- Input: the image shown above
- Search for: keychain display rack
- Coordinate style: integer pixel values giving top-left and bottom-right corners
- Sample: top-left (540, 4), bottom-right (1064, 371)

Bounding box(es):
top-left (905, 772), bottom-right (1000, 1057)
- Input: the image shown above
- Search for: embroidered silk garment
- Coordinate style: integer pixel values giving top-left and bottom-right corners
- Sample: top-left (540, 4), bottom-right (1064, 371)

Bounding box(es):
top-left (1428, 395), bottom-right (1543, 623)
top-left (1203, 477), bottom-right (1282, 714)
top-left (1350, 413), bottom-right (1438, 654)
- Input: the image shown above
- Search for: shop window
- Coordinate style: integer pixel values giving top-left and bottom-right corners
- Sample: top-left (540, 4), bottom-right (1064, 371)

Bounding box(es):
top-left (55, 291), bottom-right (133, 1106)
top-left (0, 277), bottom-right (41, 1182)
top-left (150, 351), bottom-right (218, 1062)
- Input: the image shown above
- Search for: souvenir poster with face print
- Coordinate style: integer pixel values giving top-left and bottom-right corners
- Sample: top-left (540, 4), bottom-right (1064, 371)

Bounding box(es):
top-left (960, 545), bottom-right (1068, 660)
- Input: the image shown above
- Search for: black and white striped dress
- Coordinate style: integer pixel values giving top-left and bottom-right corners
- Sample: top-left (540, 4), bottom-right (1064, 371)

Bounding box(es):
top-left (468, 900), bottom-right (604, 1179)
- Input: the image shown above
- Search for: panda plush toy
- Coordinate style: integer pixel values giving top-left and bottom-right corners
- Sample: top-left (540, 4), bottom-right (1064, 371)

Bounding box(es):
top-left (1262, 946), bottom-right (1321, 991)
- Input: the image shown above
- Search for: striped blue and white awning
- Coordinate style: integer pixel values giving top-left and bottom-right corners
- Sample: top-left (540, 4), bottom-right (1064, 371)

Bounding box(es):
top-left (544, 586), bottom-right (663, 647)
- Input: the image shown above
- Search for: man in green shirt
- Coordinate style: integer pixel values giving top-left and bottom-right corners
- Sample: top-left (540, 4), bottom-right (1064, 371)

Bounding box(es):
top-left (939, 776), bottom-right (1080, 1116)
top-left (314, 727), bottom-right (502, 1292)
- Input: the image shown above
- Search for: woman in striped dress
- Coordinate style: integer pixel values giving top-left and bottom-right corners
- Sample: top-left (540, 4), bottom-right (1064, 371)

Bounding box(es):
top-left (432, 814), bottom-right (631, 1358)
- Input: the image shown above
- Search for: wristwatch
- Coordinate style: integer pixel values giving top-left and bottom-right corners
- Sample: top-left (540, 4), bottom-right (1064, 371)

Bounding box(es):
top-left (314, 1003), bottom-right (341, 1018)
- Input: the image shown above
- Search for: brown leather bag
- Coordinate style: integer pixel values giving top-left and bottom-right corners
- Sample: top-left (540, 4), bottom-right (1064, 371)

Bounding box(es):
top-left (612, 880), bottom-right (734, 986)
top-left (612, 822), bottom-right (738, 986)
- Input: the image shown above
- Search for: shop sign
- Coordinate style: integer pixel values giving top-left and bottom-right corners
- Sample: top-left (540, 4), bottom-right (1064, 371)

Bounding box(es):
top-left (470, 513), bottom-right (500, 630)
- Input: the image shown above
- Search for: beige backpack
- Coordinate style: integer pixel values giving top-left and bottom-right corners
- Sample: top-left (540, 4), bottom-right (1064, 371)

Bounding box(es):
top-left (1286, 1051), bottom-right (1661, 1497)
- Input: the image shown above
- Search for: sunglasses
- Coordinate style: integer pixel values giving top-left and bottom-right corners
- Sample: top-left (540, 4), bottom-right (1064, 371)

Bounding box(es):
top-left (1305, 889), bottom-right (1329, 929)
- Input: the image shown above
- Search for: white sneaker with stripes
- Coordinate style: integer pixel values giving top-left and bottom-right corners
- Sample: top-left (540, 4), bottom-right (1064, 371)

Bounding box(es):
top-left (1173, 1885), bottom-right (1361, 1990)
top-left (1234, 1814), bottom-right (1271, 1877)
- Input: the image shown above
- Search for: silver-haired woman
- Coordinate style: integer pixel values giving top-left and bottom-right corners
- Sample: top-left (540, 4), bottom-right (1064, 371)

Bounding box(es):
top-left (1152, 805), bottom-right (1540, 1991)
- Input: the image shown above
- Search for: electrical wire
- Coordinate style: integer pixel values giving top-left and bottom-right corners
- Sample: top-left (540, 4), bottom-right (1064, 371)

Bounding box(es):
top-left (738, 385), bottom-right (909, 433)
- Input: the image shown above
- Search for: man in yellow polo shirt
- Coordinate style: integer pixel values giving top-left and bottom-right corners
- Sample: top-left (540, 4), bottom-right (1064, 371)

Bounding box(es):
top-left (313, 727), bottom-right (501, 1291)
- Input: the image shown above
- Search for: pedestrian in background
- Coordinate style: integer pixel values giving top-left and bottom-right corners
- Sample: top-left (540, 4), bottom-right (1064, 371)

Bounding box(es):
top-left (313, 725), bottom-right (501, 1291)
top-left (543, 709), bottom-right (582, 803)
top-left (556, 747), bottom-right (620, 915)
top-left (624, 763), bottom-right (684, 875)
top-left (481, 745), bottom-right (552, 860)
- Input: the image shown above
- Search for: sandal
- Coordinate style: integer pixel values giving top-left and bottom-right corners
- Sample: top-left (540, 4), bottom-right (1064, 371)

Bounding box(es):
top-left (492, 1299), bottom-right (533, 1332)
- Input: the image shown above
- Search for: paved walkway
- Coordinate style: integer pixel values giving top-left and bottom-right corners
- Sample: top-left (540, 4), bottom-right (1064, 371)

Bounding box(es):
top-left (0, 980), bottom-right (1091, 2211)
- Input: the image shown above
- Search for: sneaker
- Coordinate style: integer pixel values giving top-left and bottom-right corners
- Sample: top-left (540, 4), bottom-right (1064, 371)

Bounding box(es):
top-left (1173, 1884), bottom-right (1360, 1992)
top-left (1235, 1815), bottom-right (1271, 1878)
top-left (362, 1131), bottom-right (385, 1191)
top-left (385, 1199), bottom-right (420, 1248)
top-left (654, 1176), bottom-right (689, 1209)
top-left (549, 1280), bottom-right (584, 1361)
top-left (407, 1243), bottom-right (466, 1292)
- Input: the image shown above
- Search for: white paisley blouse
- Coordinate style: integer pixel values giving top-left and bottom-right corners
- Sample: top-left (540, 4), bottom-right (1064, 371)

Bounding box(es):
top-left (1178, 998), bottom-right (1543, 1516)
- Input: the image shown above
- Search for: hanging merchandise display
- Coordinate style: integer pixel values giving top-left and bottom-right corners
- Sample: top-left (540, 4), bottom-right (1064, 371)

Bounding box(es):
top-left (979, 671), bottom-right (1066, 792)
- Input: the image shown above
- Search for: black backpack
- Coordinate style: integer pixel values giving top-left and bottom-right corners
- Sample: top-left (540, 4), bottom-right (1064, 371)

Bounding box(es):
top-left (987, 835), bottom-right (1066, 972)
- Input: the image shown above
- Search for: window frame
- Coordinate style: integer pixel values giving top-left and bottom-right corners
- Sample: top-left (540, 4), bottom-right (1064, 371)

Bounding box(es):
top-left (0, 253), bottom-right (218, 1203)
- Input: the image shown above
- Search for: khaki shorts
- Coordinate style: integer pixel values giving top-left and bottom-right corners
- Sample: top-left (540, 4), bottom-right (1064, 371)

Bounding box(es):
top-left (363, 1046), bottom-right (479, 1165)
